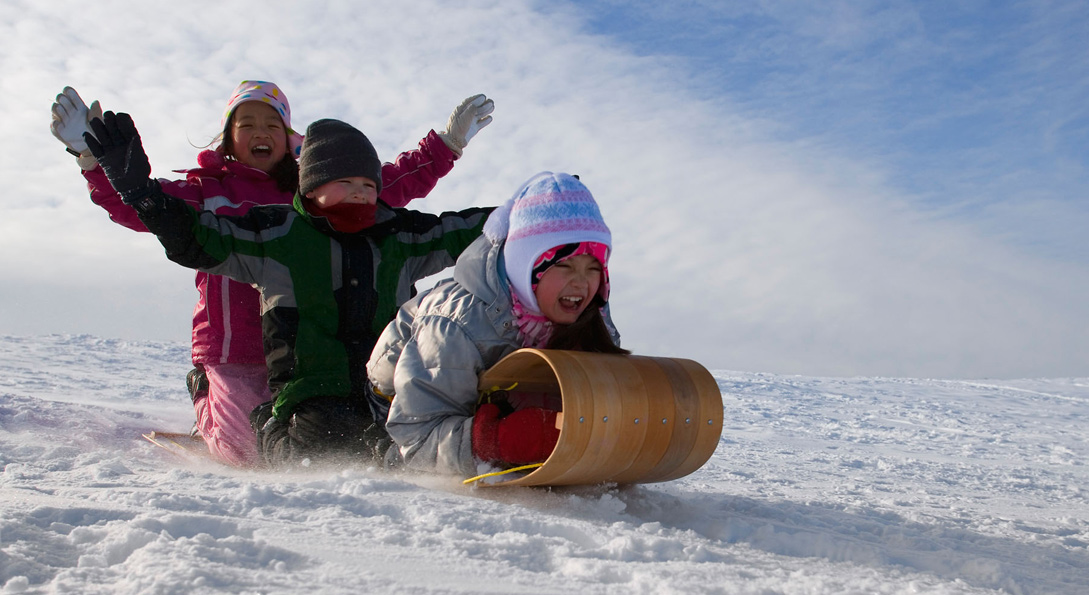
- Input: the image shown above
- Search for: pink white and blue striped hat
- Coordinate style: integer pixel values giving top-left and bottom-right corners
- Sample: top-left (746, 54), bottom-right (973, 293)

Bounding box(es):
top-left (485, 172), bottom-right (612, 314)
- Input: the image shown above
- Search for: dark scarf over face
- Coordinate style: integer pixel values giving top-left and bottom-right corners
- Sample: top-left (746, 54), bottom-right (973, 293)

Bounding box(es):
top-left (306, 200), bottom-right (377, 233)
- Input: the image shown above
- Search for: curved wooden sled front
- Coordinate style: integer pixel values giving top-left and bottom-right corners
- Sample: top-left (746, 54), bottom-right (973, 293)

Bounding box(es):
top-left (476, 349), bottom-right (723, 487)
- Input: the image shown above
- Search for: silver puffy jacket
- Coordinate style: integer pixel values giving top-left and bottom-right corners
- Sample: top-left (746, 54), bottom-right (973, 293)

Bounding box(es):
top-left (368, 234), bottom-right (620, 475)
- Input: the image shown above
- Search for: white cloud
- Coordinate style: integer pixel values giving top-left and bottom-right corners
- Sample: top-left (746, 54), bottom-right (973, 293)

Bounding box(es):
top-left (2, 0), bottom-right (1086, 378)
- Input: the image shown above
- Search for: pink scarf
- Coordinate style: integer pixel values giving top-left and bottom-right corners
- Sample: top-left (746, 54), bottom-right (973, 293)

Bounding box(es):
top-left (510, 289), bottom-right (553, 348)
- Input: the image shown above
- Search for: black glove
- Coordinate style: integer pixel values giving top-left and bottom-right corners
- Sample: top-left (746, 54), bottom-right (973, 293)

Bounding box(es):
top-left (84, 111), bottom-right (154, 204)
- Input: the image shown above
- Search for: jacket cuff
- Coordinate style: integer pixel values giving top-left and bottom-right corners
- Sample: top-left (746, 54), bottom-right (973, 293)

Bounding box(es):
top-left (426, 129), bottom-right (460, 161)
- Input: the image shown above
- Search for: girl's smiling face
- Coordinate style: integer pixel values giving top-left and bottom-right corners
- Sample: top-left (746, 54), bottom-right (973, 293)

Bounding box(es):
top-left (229, 101), bottom-right (289, 172)
top-left (305, 177), bottom-right (378, 208)
top-left (533, 254), bottom-right (602, 325)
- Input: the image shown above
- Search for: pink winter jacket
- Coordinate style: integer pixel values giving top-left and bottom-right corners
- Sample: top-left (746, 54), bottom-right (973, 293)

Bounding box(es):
top-left (85, 129), bottom-right (458, 366)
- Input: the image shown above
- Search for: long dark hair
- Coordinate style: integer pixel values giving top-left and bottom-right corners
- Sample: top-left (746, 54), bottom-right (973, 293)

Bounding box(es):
top-left (214, 113), bottom-right (300, 194)
top-left (545, 296), bottom-right (630, 354)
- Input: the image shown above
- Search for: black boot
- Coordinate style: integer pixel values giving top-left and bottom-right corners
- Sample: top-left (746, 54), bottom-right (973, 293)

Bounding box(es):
top-left (186, 366), bottom-right (209, 403)
top-left (186, 366), bottom-right (209, 438)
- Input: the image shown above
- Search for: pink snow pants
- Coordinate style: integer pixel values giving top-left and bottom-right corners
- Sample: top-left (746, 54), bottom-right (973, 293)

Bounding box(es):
top-left (194, 363), bottom-right (271, 467)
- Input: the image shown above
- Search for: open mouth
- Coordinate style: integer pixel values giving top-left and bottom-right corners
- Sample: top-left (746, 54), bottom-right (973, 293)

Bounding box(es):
top-left (251, 144), bottom-right (273, 158)
top-left (558, 296), bottom-right (584, 312)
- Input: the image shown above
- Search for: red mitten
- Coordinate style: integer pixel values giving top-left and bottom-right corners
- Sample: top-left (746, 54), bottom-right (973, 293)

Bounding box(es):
top-left (497, 408), bottom-right (559, 464)
top-left (471, 403), bottom-right (503, 463)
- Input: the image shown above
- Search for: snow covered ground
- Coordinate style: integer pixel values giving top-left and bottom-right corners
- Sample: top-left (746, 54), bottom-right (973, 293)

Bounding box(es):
top-left (1, 334), bottom-right (1086, 594)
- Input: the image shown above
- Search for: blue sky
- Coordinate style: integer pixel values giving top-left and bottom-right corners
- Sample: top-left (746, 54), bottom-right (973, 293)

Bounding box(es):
top-left (577, 0), bottom-right (1089, 259)
top-left (2, 0), bottom-right (1087, 378)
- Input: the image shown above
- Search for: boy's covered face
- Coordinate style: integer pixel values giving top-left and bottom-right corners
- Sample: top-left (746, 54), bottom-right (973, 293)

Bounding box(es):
top-left (533, 254), bottom-right (602, 325)
top-left (305, 177), bottom-right (378, 208)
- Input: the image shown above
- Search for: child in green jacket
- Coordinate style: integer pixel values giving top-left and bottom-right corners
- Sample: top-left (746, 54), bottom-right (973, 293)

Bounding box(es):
top-left (85, 112), bottom-right (493, 467)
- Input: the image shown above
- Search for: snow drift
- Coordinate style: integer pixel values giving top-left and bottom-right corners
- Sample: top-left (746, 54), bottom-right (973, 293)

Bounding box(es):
top-left (1, 334), bottom-right (1086, 594)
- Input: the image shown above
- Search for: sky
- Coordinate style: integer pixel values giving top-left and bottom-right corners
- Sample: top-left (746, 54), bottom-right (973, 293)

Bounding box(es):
top-left (1, 0), bottom-right (1087, 378)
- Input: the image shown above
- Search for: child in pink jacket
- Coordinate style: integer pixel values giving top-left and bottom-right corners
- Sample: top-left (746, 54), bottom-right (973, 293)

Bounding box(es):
top-left (50, 81), bottom-right (494, 466)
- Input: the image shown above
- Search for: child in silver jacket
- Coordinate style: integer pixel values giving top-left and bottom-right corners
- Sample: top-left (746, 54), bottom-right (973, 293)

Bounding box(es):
top-left (367, 172), bottom-right (625, 476)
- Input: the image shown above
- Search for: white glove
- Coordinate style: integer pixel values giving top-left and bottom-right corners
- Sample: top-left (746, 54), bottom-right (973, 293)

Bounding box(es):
top-left (438, 94), bottom-right (494, 156)
top-left (50, 86), bottom-right (103, 170)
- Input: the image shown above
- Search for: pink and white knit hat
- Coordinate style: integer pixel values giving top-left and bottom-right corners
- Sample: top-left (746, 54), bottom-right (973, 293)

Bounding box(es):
top-left (221, 80), bottom-right (305, 158)
top-left (484, 172), bottom-right (612, 314)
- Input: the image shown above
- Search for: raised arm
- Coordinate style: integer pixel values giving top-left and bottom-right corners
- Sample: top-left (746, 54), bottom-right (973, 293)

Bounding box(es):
top-left (379, 94), bottom-right (494, 208)
top-left (84, 111), bottom-right (267, 284)
top-left (52, 87), bottom-right (208, 232)
top-left (51, 87), bottom-right (144, 230)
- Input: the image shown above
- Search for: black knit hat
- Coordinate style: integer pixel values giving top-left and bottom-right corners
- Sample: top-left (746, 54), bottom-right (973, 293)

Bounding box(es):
top-left (298, 119), bottom-right (383, 197)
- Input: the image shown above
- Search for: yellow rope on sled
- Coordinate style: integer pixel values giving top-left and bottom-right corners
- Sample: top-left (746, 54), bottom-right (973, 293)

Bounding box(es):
top-left (478, 382), bottom-right (518, 404)
top-left (463, 463), bottom-right (543, 485)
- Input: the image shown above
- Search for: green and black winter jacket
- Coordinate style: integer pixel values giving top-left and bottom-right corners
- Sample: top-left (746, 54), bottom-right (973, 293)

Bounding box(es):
top-left (135, 185), bottom-right (494, 420)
